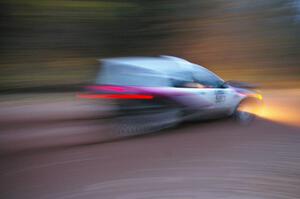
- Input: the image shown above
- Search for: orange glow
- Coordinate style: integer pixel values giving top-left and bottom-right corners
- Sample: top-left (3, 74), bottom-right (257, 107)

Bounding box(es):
top-left (251, 93), bottom-right (263, 100)
top-left (257, 102), bottom-right (300, 127)
top-left (77, 93), bottom-right (154, 100)
top-left (237, 90), bottom-right (300, 127)
top-left (254, 90), bottom-right (300, 127)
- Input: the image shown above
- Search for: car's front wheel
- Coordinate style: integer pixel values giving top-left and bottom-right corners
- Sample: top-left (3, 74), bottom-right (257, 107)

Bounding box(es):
top-left (234, 98), bottom-right (262, 125)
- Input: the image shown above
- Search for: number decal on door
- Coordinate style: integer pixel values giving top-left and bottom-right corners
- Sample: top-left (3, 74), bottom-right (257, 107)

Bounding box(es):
top-left (215, 90), bottom-right (225, 103)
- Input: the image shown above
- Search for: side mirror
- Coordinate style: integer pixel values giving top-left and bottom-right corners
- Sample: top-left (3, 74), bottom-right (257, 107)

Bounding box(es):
top-left (225, 80), bottom-right (259, 89)
top-left (219, 82), bottom-right (229, 88)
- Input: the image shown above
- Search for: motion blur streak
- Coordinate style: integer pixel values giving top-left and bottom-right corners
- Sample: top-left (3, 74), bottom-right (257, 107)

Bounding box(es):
top-left (256, 90), bottom-right (300, 127)
top-left (1, 1), bottom-right (300, 199)
top-left (86, 85), bottom-right (127, 92)
top-left (78, 93), bottom-right (154, 100)
top-left (235, 89), bottom-right (300, 127)
top-left (258, 104), bottom-right (300, 127)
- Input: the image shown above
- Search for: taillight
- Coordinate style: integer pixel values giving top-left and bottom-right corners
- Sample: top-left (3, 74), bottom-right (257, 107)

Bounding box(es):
top-left (77, 93), bottom-right (154, 100)
top-left (86, 85), bottom-right (127, 92)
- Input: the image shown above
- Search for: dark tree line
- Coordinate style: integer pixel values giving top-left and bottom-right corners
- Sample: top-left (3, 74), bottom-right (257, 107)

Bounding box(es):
top-left (0, 0), bottom-right (299, 90)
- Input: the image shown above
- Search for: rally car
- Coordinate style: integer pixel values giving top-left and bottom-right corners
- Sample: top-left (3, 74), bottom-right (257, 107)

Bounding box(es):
top-left (79, 56), bottom-right (263, 135)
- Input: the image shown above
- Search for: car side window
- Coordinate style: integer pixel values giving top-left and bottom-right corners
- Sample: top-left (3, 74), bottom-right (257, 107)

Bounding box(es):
top-left (192, 68), bottom-right (223, 88)
top-left (170, 70), bottom-right (194, 88)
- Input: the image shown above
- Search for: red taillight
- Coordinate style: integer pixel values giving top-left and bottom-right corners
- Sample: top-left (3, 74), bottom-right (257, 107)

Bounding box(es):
top-left (77, 93), bottom-right (154, 100)
top-left (86, 85), bottom-right (127, 92)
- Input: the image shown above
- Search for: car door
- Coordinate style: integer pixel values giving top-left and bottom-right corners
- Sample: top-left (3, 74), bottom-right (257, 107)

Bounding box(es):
top-left (191, 67), bottom-right (230, 118)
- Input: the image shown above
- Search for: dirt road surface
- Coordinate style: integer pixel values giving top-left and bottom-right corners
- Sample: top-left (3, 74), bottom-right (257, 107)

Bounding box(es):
top-left (0, 90), bottom-right (300, 199)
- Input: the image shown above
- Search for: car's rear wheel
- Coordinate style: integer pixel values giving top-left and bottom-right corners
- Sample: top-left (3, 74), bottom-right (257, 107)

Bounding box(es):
top-left (112, 108), bottom-right (182, 137)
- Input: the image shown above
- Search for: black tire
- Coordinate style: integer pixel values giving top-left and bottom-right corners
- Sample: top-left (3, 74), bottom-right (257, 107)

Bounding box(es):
top-left (111, 108), bottom-right (182, 137)
top-left (234, 98), bottom-right (262, 125)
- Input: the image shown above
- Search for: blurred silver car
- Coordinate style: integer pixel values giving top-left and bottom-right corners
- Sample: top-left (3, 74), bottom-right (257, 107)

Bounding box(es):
top-left (80, 56), bottom-right (263, 134)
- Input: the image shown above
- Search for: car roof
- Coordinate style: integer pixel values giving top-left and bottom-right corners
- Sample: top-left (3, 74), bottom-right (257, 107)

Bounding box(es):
top-left (99, 55), bottom-right (224, 83)
top-left (100, 55), bottom-right (205, 74)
